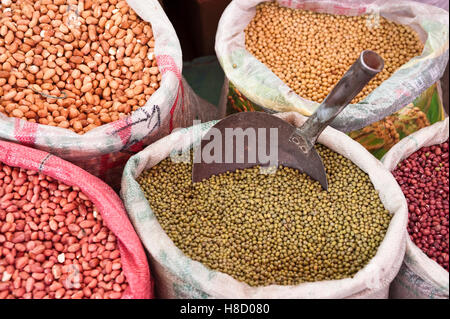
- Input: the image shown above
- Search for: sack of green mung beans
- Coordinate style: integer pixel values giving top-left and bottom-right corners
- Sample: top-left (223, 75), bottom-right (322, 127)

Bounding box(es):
top-left (0, 0), bottom-right (217, 189)
top-left (215, 0), bottom-right (449, 133)
top-left (382, 118), bottom-right (449, 299)
top-left (121, 112), bottom-right (408, 299)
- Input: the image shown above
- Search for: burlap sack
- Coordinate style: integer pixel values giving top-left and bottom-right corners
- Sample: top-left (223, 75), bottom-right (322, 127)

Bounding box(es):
top-left (382, 118), bottom-right (449, 299)
top-left (0, 0), bottom-right (217, 189)
top-left (121, 112), bottom-right (408, 299)
top-left (0, 140), bottom-right (152, 299)
top-left (215, 0), bottom-right (449, 132)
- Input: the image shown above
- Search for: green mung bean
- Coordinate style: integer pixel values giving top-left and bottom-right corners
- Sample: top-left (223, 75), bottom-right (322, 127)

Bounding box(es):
top-left (138, 145), bottom-right (391, 286)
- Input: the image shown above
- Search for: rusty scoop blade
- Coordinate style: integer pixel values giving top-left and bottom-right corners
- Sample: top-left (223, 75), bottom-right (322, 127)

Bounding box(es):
top-left (191, 112), bottom-right (328, 189)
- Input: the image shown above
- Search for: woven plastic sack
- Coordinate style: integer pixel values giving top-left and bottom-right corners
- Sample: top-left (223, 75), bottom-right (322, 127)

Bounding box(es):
top-left (121, 112), bottom-right (408, 299)
top-left (382, 118), bottom-right (449, 299)
top-left (413, 0), bottom-right (449, 11)
top-left (215, 0), bottom-right (449, 132)
top-left (0, 140), bottom-right (152, 299)
top-left (0, 0), bottom-right (217, 189)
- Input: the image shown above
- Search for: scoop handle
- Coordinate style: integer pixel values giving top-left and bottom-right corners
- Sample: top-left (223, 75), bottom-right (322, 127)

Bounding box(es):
top-left (296, 50), bottom-right (384, 152)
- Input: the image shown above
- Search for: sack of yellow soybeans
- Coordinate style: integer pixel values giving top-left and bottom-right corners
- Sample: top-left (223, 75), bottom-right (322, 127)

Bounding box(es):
top-left (382, 118), bottom-right (449, 299)
top-left (215, 0), bottom-right (449, 133)
top-left (0, 0), bottom-right (217, 190)
top-left (121, 112), bottom-right (408, 299)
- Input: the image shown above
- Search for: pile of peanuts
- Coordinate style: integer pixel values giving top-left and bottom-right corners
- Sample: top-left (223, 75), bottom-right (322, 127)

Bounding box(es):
top-left (0, 162), bottom-right (128, 299)
top-left (245, 2), bottom-right (424, 104)
top-left (0, 0), bottom-right (161, 134)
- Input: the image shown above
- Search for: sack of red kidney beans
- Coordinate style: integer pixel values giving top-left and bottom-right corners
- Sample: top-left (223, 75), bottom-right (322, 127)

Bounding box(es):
top-left (0, 140), bottom-right (152, 299)
top-left (382, 118), bottom-right (449, 299)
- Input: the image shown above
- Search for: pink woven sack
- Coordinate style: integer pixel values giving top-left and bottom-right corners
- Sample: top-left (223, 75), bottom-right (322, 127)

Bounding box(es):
top-left (0, 140), bottom-right (152, 299)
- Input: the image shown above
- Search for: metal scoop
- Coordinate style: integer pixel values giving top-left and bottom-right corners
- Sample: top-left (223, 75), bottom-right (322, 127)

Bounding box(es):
top-left (193, 50), bottom-right (384, 190)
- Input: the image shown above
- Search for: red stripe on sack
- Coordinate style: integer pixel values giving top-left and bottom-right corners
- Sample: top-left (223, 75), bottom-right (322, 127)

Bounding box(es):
top-left (111, 118), bottom-right (132, 147)
top-left (156, 55), bottom-right (185, 132)
top-left (157, 55), bottom-right (182, 80)
top-left (179, 77), bottom-right (185, 112)
top-left (395, 88), bottom-right (411, 99)
top-left (110, 118), bottom-right (144, 153)
top-left (169, 88), bottom-right (180, 132)
top-left (14, 118), bottom-right (38, 146)
top-left (333, 5), bottom-right (347, 14)
top-left (333, 4), bottom-right (364, 15)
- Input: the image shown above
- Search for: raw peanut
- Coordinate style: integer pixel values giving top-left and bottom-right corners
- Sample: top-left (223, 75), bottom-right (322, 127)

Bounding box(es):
top-left (30, 245), bottom-right (45, 255)
top-left (0, 283), bottom-right (10, 292)
top-left (3, 90), bottom-right (16, 100)
top-left (5, 31), bottom-right (14, 45)
top-left (0, 71), bottom-right (10, 78)
top-left (149, 67), bottom-right (159, 75)
top-left (16, 79), bottom-right (28, 88)
top-left (85, 92), bottom-right (95, 105)
top-left (70, 56), bottom-right (84, 64)
top-left (54, 288), bottom-right (65, 299)
top-left (15, 256), bottom-right (28, 270)
top-left (78, 65), bottom-right (91, 75)
top-left (67, 243), bottom-right (80, 253)
top-left (68, 224), bottom-right (80, 233)
top-left (81, 83), bottom-right (93, 93)
top-left (43, 69), bottom-right (56, 80)
top-left (11, 109), bottom-right (24, 118)
top-left (80, 220), bottom-right (95, 228)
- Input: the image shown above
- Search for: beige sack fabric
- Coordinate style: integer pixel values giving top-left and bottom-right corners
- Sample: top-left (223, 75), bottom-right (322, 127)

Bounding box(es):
top-left (121, 112), bottom-right (408, 299)
top-left (382, 118), bottom-right (449, 299)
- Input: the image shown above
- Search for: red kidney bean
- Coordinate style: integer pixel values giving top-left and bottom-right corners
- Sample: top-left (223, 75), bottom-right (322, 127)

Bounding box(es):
top-left (0, 163), bottom-right (128, 299)
top-left (393, 140), bottom-right (449, 271)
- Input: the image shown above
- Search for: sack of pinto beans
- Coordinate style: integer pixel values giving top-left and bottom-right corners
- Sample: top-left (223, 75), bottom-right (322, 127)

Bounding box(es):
top-left (382, 118), bottom-right (449, 299)
top-left (0, 140), bottom-right (152, 299)
top-left (215, 0), bottom-right (449, 133)
top-left (0, 0), bottom-right (217, 189)
top-left (121, 112), bottom-right (408, 299)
